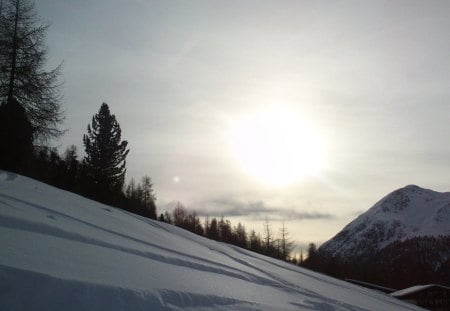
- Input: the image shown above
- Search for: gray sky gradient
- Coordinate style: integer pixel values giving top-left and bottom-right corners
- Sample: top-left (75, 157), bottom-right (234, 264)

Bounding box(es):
top-left (37, 0), bottom-right (450, 246)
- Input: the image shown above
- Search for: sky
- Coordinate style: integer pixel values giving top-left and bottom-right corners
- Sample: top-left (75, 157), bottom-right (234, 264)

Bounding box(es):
top-left (37, 0), bottom-right (450, 248)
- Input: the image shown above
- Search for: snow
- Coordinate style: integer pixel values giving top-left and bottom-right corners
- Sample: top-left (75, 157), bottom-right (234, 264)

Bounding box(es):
top-left (320, 185), bottom-right (450, 257)
top-left (391, 284), bottom-right (450, 297)
top-left (0, 171), bottom-right (423, 310)
top-left (363, 185), bottom-right (450, 242)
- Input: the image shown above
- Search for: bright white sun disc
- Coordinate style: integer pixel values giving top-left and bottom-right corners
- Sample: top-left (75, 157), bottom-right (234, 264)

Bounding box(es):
top-left (230, 109), bottom-right (326, 186)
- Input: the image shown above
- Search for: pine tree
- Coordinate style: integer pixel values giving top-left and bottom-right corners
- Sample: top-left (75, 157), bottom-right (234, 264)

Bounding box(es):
top-left (0, 0), bottom-right (64, 142)
top-left (235, 222), bottom-right (247, 248)
top-left (140, 175), bottom-right (156, 219)
top-left (299, 248), bottom-right (304, 265)
top-left (61, 145), bottom-right (79, 190)
top-left (125, 178), bottom-right (141, 212)
top-left (207, 217), bottom-right (219, 240)
top-left (83, 103), bottom-right (129, 203)
top-left (307, 242), bottom-right (317, 259)
top-left (158, 213), bottom-right (165, 222)
top-left (304, 242), bottom-right (319, 270)
top-left (249, 230), bottom-right (261, 252)
top-left (219, 216), bottom-right (232, 243)
top-left (204, 216), bottom-right (210, 236)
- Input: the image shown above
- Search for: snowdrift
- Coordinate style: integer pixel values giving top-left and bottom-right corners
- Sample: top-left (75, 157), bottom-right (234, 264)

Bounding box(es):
top-left (0, 171), bottom-right (422, 310)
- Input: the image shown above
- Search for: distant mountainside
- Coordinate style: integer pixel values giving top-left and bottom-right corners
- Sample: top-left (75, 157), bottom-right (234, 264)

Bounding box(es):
top-left (317, 185), bottom-right (450, 288)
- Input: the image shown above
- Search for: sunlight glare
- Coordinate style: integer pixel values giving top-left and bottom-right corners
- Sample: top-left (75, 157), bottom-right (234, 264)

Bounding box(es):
top-left (230, 107), bottom-right (327, 186)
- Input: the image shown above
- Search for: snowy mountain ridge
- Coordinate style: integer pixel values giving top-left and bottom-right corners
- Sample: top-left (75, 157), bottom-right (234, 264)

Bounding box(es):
top-left (319, 184), bottom-right (450, 259)
top-left (0, 171), bottom-right (422, 310)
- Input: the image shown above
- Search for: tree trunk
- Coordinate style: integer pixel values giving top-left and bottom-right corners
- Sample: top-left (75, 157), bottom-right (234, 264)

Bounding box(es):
top-left (7, 0), bottom-right (19, 101)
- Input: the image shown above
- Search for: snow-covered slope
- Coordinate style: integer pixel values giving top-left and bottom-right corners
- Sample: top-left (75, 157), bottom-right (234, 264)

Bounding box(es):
top-left (319, 185), bottom-right (450, 259)
top-left (0, 171), bottom-right (422, 310)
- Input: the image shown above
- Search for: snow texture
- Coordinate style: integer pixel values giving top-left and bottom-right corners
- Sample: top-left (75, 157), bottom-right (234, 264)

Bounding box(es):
top-left (320, 185), bottom-right (450, 259)
top-left (0, 171), bottom-right (423, 310)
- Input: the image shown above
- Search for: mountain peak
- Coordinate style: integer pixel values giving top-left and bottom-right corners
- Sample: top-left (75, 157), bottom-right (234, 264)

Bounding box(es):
top-left (402, 184), bottom-right (422, 192)
top-left (403, 184), bottom-right (421, 189)
top-left (318, 185), bottom-right (450, 289)
top-left (320, 185), bottom-right (450, 259)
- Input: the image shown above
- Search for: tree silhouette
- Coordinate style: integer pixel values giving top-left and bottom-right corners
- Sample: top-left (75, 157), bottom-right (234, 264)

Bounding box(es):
top-left (0, 0), bottom-right (64, 141)
top-left (235, 222), bottom-right (247, 248)
top-left (140, 175), bottom-right (156, 219)
top-left (278, 221), bottom-right (294, 261)
top-left (173, 202), bottom-right (187, 227)
top-left (249, 230), bottom-right (262, 252)
top-left (0, 97), bottom-right (33, 172)
top-left (263, 217), bottom-right (275, 255)
top-left (207, 217), bottom-right (219, 240)
top-left (303, 242), bottom-right (319, 270)
top-left (83, 103), bottom-right (129, 204)
top-left (61, 145), bottom-right (80, 190)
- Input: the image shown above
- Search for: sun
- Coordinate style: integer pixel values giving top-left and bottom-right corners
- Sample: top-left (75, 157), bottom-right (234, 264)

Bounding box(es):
top-left (230, 107), bottom-right (327, 186)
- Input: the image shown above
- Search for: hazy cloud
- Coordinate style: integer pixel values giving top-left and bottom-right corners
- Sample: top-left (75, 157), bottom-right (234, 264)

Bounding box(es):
top-left (190, 197), bottom-right (333, 220)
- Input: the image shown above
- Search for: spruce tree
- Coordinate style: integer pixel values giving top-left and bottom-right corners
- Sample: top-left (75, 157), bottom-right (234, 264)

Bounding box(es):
top-left (207, 218), bottom-right (219, 240)
top-left (61, 145), bottom-right (79, 191)
top-left (140, 175), bottom-right (157, 219)
top-left (0, 0), bottom-right (64, 142)
top-left (249, 230), bottom-right (261, 252)
top-left (83, 103), bottom-right (129, 203)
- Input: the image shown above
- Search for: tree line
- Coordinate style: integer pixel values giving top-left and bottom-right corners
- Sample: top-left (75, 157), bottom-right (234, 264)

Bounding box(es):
top-left (158, 203), bottom-right (305, 263)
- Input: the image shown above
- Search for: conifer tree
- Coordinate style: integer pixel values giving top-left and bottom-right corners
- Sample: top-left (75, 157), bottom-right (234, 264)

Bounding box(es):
top-left (158, 213), bottom-right (165, 222)
top-left (219, 216), bottom-right (232, 242)
top-left (249, 230), bottom-right (261, 252)
top-left (235, 222), bottom-right (247, 248)
top-left (304, 242), bottom-right (319, 270)
top-left (0, 0), bottom-right (64, 141)
top-left (61, 145), bottom-right (79, 190)
top-left (140, 175), bottom-right (157, 219)
top-left (207, 218), bottom-right (219, 240)
top-left (83, 103), bottom-right (129, 203)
